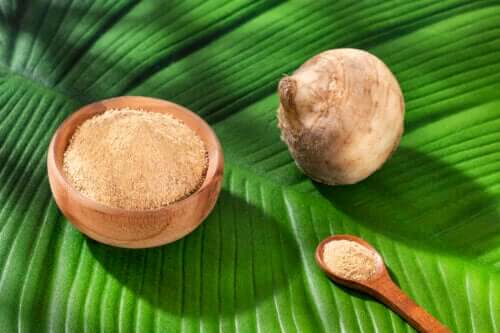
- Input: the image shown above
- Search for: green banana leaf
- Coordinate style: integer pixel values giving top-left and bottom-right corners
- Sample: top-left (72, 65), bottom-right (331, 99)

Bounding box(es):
top-left (1, 0), bottom-right (499, 332)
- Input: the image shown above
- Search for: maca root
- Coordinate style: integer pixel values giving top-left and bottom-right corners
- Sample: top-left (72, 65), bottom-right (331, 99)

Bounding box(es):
top-left (277, 48), bottom-right (405, 185)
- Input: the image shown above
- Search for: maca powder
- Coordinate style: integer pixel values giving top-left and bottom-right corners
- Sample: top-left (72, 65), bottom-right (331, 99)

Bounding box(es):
top-left (323, 240), bottom-right (377, 281)
top-left (63, 108), bottom-right (208, 210)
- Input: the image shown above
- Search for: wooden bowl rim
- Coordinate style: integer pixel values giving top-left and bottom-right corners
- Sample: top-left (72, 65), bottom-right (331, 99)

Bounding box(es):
top-left (48, 95), bottom-right (224, 216)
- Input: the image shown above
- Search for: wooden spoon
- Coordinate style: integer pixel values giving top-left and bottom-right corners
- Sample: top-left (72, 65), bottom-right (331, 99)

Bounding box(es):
top-left (315, 235), bottom-right (451, 333)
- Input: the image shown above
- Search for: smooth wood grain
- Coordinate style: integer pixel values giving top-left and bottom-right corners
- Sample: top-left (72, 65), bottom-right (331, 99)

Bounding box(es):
top-left (316, 235), bottom-right (451, 333)
top-left (47, 96), bottom-right (224, 248)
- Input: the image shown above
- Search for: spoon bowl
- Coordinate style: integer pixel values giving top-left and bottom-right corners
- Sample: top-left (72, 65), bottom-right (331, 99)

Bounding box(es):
top-left (316, 234), bottom-right (451, 333)
top-left (315, 234), bottom-right (387, 290)
top-left (47, 96), bottom-right (224, 249)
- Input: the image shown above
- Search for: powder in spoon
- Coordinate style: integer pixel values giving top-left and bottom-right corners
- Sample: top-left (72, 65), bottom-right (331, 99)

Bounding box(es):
top-left (63, 108), bottom-right (208, 210)
top-left (323, 240), bottom-right (377, 281)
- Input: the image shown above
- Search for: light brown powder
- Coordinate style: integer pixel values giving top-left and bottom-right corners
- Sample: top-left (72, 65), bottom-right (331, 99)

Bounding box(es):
top-left (323, 240), bottom-right (377, 281)
top-left (63, 108), bottom-right (208, 210)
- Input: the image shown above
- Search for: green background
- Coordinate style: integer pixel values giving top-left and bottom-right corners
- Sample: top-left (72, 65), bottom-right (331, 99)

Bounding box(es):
top-left (1, 1), bottom-right (499, 332)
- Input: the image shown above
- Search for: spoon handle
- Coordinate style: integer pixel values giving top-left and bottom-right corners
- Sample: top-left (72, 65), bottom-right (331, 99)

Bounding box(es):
top-left (371, 276), bottom-right (451, 333)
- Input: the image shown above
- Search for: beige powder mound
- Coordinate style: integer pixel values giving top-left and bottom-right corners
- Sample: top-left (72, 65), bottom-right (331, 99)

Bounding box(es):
top-left (323, 240), bottom-right (377, 281)
top-left (63, 108), bottom-right (208, 210)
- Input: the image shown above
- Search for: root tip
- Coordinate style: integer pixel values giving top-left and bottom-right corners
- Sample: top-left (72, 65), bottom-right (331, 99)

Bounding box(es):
top-left (278, 76), bottom-right (297, 112)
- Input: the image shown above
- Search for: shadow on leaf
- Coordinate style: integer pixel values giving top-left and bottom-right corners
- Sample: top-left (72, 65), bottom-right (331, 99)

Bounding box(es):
top-left (87, 189), bottom-right (300, 320)
top-left (315, 147), bottom-right (500, 258)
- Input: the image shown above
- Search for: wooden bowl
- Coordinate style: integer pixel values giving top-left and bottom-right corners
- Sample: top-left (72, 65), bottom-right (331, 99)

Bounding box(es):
top-left (47, 96), bottom-right (224, 248)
